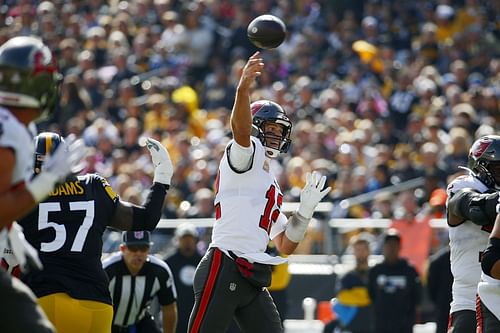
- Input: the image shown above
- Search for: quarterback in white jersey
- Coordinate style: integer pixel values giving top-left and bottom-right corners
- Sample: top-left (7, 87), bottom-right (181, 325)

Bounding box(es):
top-left (446, 135), bottom-right (500, 333)
top-left (188, 52), bottom-right (330, 333)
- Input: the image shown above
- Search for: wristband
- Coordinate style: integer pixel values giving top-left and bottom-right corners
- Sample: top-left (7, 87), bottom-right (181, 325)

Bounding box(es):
top-left (285, 211), bottom-right (310, 243)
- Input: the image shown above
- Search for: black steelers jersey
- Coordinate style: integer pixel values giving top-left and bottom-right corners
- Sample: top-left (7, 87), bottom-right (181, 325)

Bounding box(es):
top-left (19, 173), bottom-right (119, 304)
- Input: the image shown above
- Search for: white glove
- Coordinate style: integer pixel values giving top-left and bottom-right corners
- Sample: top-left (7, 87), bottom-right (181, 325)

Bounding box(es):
top-left (7, 222), bottom-right (43, 273)
top-left (141, 137), bottom-right (173, 185)
top-left (26, 134), bottom-right (87, 202)
top-left (297, 171), bottom-right (331, 219)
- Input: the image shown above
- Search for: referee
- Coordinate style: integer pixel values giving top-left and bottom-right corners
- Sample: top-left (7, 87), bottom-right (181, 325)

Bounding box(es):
top-left (103, 231), bottom-right (178, 333)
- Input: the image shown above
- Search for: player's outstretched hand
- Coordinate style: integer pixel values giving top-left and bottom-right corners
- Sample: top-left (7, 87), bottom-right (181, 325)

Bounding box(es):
top-left (27, 134), bottom-right (87, 202)
top-left (7, 222), bottom-right (43, 273)
top-left (237, 52), bottom-right (264, 91)
top-left (297, 171), bottom-right (331, 219)
top-left (140, 137), bottom-right (173, 186)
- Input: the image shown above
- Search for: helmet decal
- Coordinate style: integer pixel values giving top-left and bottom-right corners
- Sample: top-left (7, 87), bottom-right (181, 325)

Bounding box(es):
top-left (472, 138), bottom-right (492, 158)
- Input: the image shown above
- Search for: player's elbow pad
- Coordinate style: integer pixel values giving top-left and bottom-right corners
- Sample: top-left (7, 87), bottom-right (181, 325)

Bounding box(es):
top-left (448, 189), bottom-right (498, 226)
top-left (131, 183), bottom-right (168, 231)
top-left (482, 238), bottom-right (500, 278)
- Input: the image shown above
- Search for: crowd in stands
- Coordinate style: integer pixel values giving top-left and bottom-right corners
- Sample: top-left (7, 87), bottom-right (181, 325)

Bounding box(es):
top-left (1, 0), bottom-right (498, 256)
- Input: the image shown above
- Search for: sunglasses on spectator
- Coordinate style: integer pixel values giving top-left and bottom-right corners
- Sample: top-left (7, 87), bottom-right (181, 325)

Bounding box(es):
top-left (126, 245), bottom-right (150, 252)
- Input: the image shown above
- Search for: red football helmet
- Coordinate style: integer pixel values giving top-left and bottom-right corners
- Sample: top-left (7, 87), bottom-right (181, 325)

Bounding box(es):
top-left (467, 135), bottom-right (500, 189)
top-left (250, 100), bottom-right (292, 158)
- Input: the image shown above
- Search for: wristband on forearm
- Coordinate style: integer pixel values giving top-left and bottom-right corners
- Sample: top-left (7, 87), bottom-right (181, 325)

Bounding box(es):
top-left (482, 237), bottom-right (500, 277)
top-left (285, 211), bottom-right (310, 243)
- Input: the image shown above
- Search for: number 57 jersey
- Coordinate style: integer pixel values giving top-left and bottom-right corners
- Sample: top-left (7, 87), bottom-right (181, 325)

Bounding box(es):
top-left (209, 137), bottom-right (287, 265)
top-left (18, 173), bottom-right (119, 305)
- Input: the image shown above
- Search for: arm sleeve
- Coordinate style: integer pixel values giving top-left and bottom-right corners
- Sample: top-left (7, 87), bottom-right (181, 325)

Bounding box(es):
top-left (131, 183), bottom-right (168, 231)
top-left (227, 141), bottom-right (254, 172)
top-left (482, 237), bottom-right (500, 277)
top-left (447, 189), bottom-right (498, 226)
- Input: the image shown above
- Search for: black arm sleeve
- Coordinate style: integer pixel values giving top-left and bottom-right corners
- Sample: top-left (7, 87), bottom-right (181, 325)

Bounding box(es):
top-left (447, 189), bottom-right (498, 226)
top-left (131, 182), bottom-right (168, 231)
top-left (482, 237), bottom-right (500, 278)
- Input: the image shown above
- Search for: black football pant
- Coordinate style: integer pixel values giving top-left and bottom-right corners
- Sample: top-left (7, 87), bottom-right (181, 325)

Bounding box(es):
top-left (477, 298), bottom-right (500, 333)
top-left (0, 270), bottom-right (55, 333)
top-left (448, 310), bottom-right (476, 333)
top-left (188, 248), bottom-right (282, 333)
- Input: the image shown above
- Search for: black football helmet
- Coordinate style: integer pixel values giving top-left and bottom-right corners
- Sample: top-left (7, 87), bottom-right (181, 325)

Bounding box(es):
top-left (34, 132), bottom-right (63, 175)
top-left (0, 36), bottom-right (61, 116)
top-left (467, 135), bottom-right (500, 189)
top-left (251, 100), bottom-right (292, 158)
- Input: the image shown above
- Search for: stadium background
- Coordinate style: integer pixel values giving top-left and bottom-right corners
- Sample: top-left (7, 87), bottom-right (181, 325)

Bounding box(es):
top-left (1, 0), bottom-right (499, 331)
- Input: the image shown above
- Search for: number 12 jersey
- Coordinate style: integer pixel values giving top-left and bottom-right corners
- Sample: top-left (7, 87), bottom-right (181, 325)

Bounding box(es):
top-left (209, 137), bottom-right (287, 265)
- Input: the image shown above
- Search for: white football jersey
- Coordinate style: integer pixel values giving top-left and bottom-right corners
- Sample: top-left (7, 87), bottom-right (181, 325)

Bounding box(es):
top-left (446, 174), bottom-right (491, 313)
top-left (0, 107), bottom-right (34, 185)
top-left (478, 275), bottom-right (500, 320)
top-left (209, 137), bottom-right (287, 265)
top-left (0, 106), bottom-right (35, 262)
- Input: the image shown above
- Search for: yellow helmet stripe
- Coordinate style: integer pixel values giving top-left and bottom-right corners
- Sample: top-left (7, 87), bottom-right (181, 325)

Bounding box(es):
top-left (45, 134), bottom-right (52, 155)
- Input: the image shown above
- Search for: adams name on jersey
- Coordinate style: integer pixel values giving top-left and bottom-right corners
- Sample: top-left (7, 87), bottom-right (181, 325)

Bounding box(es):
top-left (19, 173), bottom-right (119, 305)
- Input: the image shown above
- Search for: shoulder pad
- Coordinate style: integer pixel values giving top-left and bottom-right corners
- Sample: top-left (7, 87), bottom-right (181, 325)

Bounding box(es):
top-left (90, 173), bottom-right (119, 201)
top-left (0, 107), bottom-right (30, 151)
top-left (447, 174), bottom-right (488, 196)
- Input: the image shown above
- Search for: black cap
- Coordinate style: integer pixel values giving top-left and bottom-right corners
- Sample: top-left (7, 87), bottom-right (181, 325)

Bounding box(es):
top-left (122, 231), bottom-right (152, 246)
top-left (383, 228), bottom-right (401, 243)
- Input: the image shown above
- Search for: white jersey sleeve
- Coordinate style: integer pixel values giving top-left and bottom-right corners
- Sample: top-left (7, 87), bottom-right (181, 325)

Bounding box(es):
top-left (227, 140), bottom-right (254, 172)
top-left (210, 137), bottom-right (287, 265)
top-left (0, 107), bottom-right (35, 186)
top-left (0, 107), bottom-right (35, 266)
top-left (446, 174), bottom-right (491, 313)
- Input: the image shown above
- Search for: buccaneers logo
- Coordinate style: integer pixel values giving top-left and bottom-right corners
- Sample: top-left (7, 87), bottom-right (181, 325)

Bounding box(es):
top-left (472, 138), bottom-right (492, 159)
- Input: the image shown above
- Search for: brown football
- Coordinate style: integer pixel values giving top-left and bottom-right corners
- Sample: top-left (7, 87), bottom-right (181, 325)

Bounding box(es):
top-left (247, 15), bottom-right (286, 49)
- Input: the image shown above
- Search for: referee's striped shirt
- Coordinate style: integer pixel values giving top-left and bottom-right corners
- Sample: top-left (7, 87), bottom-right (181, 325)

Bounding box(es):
top-left (103, 253), bottom-right (177, 327)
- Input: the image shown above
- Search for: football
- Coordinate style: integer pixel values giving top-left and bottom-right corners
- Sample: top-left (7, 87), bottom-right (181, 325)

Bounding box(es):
top-left (247, 15), bottom-right (286, 49)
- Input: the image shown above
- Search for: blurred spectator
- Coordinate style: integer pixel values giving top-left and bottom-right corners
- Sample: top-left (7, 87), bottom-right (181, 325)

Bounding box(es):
top-left (443, 127), bottom-right (472, 175)
top-left (426, 246), bottom-right (453, 333)
top-left (165, 223), bottom-right (202, 333)
top-left (144, 94), bottom-right (170, 132)
top-left (325, 232), bottom-right (374, 333)
top-left (371, 192), bottom-right (394, 219)
top-left (368, 229), bottom-right (422, 333)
